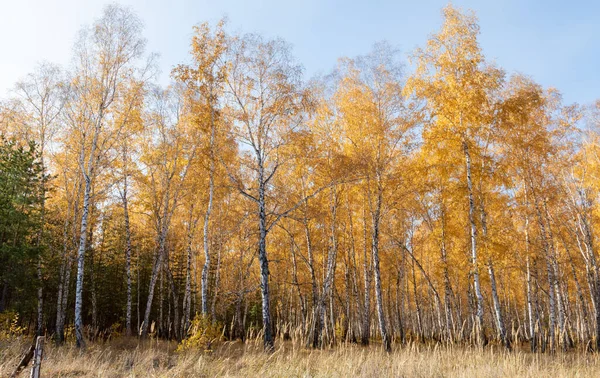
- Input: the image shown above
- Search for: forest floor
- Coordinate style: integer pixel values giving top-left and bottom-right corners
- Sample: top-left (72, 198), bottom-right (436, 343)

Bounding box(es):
top-left (2, 337), bottom-right (600, 377)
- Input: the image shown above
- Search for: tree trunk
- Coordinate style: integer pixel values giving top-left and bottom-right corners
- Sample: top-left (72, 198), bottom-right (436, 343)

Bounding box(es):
top-left (304, 216), bottom-right (320, 348)
top-left (56, 253), bottom-right (72, 344)
top-left (201, 102), bottom-right (216, 316)
top-left (463, 140), bottom-right (485, 346)
top-left (55, 204), bottom-right (72, 344)
top-left (372, 189), bottom-right (391, 352)
top-left (166, 263), bottom-right (180, 340)
top-left (36, 184), bottom-right (46, 336)
top-left (440, 211), bottom-right (454, 342)
top-left (141, 221), bottom-right (168, 337)
top-left (526, 256), bottom-right (537, 352)
top-left (544, 200), bottom-right (569, 349)
top-left (361, 206), bottom-right (371, 346)
top-left (257, 164), bottom-right (274, 351)
top-left (74, 175), bottom-right (92, 348)
top-left (74, 110), bottom-right (103, 348)
top-left (211, 244), bottom-right (222, 323)
top-left (412, 256), bottom-right (424, 341)
top-left (315, 188), bottom-right (339, 348)
top-left (182, 210), bottom-right (194, 336)
top-left (290, 234), bottom-right (306, 330)
top-left (480, 197), bottom-right (509, 350)
top-left (89, 212), bottom-right (97, 334)
top-left (395, 265), bottom-right (405, 344)
top-left (564, 237), bottom-right (590, 343)
top-left (488, 261), bottom-right (510, 349)
top-left (122, 163), bottom-right (133, 337)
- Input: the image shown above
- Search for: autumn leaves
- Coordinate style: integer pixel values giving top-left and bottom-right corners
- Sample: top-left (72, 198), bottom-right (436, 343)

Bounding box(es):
top-left (1, 4), bottom-right (597, 354)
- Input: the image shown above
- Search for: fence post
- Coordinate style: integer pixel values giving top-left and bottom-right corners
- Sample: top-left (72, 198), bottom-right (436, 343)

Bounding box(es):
top-left (29, 336), bottom-right (44, 378)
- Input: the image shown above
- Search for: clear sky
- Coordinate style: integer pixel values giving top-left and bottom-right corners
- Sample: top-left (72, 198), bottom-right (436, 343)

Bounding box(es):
top-left (0, 0), bottom-right (597, 105)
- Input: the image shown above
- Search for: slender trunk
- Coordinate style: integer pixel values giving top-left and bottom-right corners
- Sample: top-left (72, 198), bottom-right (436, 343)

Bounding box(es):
top-left (488, 261), bottom-right (510, 349)
top-left (36, 256), bottom-right (44, 335)
top-left (480, 198), bottom-right (509, 350)
top-left (544, 200), bottom-right (569, 349)
top-left (137, 243), bottom-right (140, 334)
top-left (346, 197), bottom-right (361, 343)
top-left (564, 238), bottom-right (590, 343)
top-left (90, 246), bottom-right (97, 332)
top-left (290, 235), bottom-right (306, 329)
top-left (74, 175), bottom-right (92, 348)
top-left (201, 168), bottom-right (214, 316)
top-left (463, 140), bottom-right (485, 346)
top-left (182, 210), bottom-right (194, 336)
top-left (361, 206), bottom-right (371, 346)
top-left (166, 263), bottom-right (180, 340)
top-left (546, 260), bottom-right (557, 351)
top-left (34, 121), bottom-right (48, 337)
top-left (315, 188), bottom-right (339, 348)
top-left (526, 256), bottom-right (537, 352)
top-left (202, 97), bottom-right (216, 316)
top-left (440, 207), bottom-right (453, 342)
top-left (442, 241), bottom-right (453, 341)
top-left (396, 264), bottom-right (405, 344)
top-left (403, 240), bottom-right (444, 342)
top-left (576, 217), bottom-right (600, 350)
top-left (257, 163), bottom-right (274, 351)
top-left (74, 111), bottom-right (102, 348)
top-left (524, 188), bottom-right (538, 351)
top-left (535, 200), bottom-right (556, 351)
top-left (211, 244), bottom-right (222, 323)
top-left (576, 187), bottom-right (600, 349)
top-left (304, 218), bottom-right (320, 348)
top-left (55, 265), bottom-right (64, 342)
top-left (55, 200), bottom-right (73, 344)
top-left (372, 188), bottom-right (390, 352)
top-left (89, 212), bottom-right (97, 333)
top-left (595, 276), bottom-right (600, 351)
top-left (141, 221), bottom-right (167, 337)
top-left (412, 256), bottom-right (423, 341)
top-left (36, 178), bottom-right (46, 336)
top-left (578, 190), bottom-right (600, 350)
top-left (343, 258), bottom-right (351, 342)
top-left (159, 267), bottom-right (164, 336)
top-left (122, 162), bottom-right (133, 337)
top-left (56, 255), bottom-right (73, 344)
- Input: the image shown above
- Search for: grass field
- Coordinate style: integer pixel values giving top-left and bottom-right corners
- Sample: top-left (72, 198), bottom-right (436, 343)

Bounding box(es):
top-left (3, 337), bottom-right (600, 377)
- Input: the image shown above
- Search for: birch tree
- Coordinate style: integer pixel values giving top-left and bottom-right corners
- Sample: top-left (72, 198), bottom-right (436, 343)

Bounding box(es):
top-left (172, 19), bottom-right (228, 319)
top-left (13, 62), bottom-right (66, 335)
top-left (67, 4), bottom-right (146, 348)
top-left (223, 33), bottom-right (309, 351)
top-left (139, 85), bottom-right (198, 338)
top-left (406, 4), bottom-right (504, 346)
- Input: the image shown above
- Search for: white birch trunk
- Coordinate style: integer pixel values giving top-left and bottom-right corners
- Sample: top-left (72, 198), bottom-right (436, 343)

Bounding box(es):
top-left (463, 140), bottom-right (485, 345)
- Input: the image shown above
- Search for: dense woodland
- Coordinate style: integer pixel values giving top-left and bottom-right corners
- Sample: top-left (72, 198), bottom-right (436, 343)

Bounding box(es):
top-left (1, 3), bottom-right (600, 355)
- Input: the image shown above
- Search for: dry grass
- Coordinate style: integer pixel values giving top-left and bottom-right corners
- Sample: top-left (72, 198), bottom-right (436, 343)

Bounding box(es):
top-left (2, 337), bottom-right (600, 377)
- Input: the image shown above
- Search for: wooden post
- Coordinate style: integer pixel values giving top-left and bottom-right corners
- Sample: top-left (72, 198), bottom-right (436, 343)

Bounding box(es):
top-left (29, 336), bottom-right (44, 378)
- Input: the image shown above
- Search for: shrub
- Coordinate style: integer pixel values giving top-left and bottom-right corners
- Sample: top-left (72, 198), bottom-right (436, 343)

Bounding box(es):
top-left (177, 314), bottom-right (222, 352)
top-left (0, 311), bottom-right (26, 340)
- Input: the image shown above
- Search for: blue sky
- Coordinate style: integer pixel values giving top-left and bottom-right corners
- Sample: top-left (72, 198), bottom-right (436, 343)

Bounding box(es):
top-left (0, 0), bottom-right (597, 105)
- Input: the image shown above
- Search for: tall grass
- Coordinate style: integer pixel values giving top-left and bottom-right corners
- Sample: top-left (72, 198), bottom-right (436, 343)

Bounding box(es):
top-left (2, 335), bottom-right (600, 377)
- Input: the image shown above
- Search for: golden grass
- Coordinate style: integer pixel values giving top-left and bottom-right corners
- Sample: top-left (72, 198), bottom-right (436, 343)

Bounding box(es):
top-left (3, 337), bottom-right (600, 377)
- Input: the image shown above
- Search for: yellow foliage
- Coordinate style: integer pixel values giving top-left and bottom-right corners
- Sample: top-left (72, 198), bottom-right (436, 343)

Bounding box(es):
top-left (177, 314), bottom-right (223, 352)
top-left (0, 311), bottom-right (26, 340)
